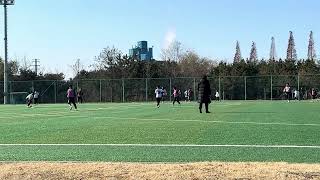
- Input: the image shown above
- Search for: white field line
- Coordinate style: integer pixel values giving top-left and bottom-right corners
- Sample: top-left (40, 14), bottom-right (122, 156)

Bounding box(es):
top-left (1, 113), bottom-right (319, 127)
top-left (93, 116), bottom-right (320, 127)
top-left (0, 144), bottom-right (319, 149)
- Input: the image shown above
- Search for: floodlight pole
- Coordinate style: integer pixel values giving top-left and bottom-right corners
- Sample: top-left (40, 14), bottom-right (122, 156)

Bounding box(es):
top-left (3, 2), bottom-right (8, 104)
top-left (1, 0), bottom-right (14, 104)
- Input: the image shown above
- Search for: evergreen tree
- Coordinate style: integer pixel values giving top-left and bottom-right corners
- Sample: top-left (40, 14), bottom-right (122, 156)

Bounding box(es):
top-left (249, 41), bottom-right (258, 62)
top-left (307, 31), bottom-right (317, 61)
top-left (286, 31), bottom-right (297, 60)
top-left (270, 37), bottom-right (277, 61)
top-left (233, 41), bottom-right (242, 63)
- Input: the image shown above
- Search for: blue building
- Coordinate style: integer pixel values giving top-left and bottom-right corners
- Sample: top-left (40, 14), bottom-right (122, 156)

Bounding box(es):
top-left (129, 41), bottom-right (153, 61)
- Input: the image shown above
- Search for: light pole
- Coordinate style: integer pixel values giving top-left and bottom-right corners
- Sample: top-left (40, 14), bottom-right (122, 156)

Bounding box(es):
top-left (0, 0), bottom-right (14, 104)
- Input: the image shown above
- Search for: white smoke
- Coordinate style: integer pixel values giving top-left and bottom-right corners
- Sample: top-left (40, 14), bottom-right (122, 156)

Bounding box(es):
top-left (163, 28), bottom-right (176, 49)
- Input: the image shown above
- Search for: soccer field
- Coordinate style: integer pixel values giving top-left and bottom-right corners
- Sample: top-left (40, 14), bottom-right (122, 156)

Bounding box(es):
top-left (0, 101), bottom-right (319, 163)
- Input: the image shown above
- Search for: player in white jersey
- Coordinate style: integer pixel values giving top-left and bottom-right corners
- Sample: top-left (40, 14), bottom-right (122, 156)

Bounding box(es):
top-left (215, 91), bottom-right (220, 101)
top-left (283, 83), bottom-right (291, 102)
top-left (33, 91), bottom-right (40, 104)
top-left (26, 92), bottom-right (34, 108)
top-left (155, 86), bottom-right (163, 108)
top-left (184, 90), bottom-right (189, 102)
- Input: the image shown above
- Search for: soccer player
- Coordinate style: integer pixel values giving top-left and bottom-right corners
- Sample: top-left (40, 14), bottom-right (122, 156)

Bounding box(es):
top-left (161, 87), bottom-right (167, 103)
top-left (215, 91), bottom-right (220, 101)
top-left (198, 75), bottom-right (212, 113)
top-left (184, 90), bottom-right (189, 102)
top-left (311, 88), bottom-right (317, 100)
top-left (283, 83), bottom-right (291, 102)
top-left (188, 88), bottom-right (193, 102)
top-left (155, 86), bottom-right (163, 108)
top-left (172, 87), bottom-right (181, 105)
top-left (33, 91), bottom-right (39, 104)
top-left (26, 92), bottom-right (34, 108)
top-left (294, 89), bottom-right (299, 101)
top-left (77, 88), bottom-right (84, 103)
top-left (67, 85), bottom-right (77, 110)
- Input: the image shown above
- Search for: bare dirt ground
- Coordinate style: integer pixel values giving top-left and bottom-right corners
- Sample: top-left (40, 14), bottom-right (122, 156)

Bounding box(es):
top-left (0, 162), bottom-right (320, 180)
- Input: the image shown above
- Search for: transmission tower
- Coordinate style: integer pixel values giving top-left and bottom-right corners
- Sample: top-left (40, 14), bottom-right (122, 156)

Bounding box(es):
top-left (270, 37), bottom-right (277, 61)
top-left (308, 31), bottom-right (316, 61)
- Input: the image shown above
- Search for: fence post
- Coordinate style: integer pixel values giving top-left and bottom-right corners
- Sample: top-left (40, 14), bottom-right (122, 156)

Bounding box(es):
top-left (110, 80), bottom-right (113, 103)
top-left (193, 78), bottom-right (196, 101)
top-left (244, 76), bottom-right (247, 100)
top-left (219, 76), bottom-right (221, 101)
top-left (9, 81), bottom-right (12, 104)
top-left (169, 78), bottom-right (172, 102)
top-left (122, 79), bottom-right (125, 103)
top-left (99, 79), bottom-right (102, 103)
top-left (76, 80), bottom-right (79, 91)
top-left (297, 74), bottom-right (300, 91)
top-left (54, 80), bottom-right (57, 104)
top-left (146, 78), bottom-right (148, 102)
top-left (270, 75), bottom-right (273, 101)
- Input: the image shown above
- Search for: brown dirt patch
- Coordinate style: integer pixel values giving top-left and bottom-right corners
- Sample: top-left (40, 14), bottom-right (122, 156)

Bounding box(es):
top-left (0, 162), bottom-right (320, 180)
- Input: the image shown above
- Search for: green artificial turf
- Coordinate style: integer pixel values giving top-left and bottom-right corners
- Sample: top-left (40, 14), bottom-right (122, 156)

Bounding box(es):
top-left (0, 101), bottom-right (319, 162)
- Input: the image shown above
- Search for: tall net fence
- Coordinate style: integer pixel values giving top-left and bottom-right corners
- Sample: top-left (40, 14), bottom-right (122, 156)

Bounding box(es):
top-left (1, 75), bottom-right (320, 104)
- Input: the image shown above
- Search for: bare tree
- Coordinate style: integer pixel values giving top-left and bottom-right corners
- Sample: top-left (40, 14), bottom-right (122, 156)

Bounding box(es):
top-left (233, 41), bottom-right (242, 63)
top-left (160, 40), bottom-right (184, 62)
top-left (287, 31), bottom-right (297, 60)
top-left (249, 41), bottom-right (258, 62)
top-left (178, 50), bottom-right (216, 77)
top-left (94, 46), bottom-right (122, 70)
top-left (70, 59), bottom-right (84, 78)
top-left (308, 31), bottom-right (317, 61)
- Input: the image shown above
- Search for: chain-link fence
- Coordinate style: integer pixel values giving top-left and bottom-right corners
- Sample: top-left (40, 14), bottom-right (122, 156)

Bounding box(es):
top-left (1, 75), bottom-right (320, 104)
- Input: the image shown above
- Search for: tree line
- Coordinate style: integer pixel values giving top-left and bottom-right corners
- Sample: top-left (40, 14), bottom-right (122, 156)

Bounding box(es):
top-left (1, 40), bottom-right (320, 102)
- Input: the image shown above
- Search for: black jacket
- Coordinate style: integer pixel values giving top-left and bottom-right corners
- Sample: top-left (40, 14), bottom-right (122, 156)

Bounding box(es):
top-left (198, 78), bottom-right (211, 103)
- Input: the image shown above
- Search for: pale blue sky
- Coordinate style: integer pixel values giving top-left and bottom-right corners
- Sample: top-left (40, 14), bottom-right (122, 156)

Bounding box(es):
top-left (1, 0), bottom-right (320, 78)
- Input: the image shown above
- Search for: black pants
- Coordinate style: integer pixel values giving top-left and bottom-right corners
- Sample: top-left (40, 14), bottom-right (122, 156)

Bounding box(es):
top-left (173, 97), bottom-right (180, 105)
top-left (68, 97), bottom-right (77, 109)
top-left (27, 99), bottom-right (32, 107)
top-left (156, 98), bottom-right (161, 106)
top-left (78, 96), bottom-right (83, 103)
top-left (199, 102), bottom-right (209, 113)
top-left (285, 93), bottom-right (290, 100)
top-left (34, 98), bottom-right (38, 104)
